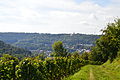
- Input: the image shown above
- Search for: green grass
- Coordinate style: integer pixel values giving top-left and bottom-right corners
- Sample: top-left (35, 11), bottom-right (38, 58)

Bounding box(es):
top-left (63, 65), bottom-right (91, 80)
top-left (63, 58), bottom-right (120, 80)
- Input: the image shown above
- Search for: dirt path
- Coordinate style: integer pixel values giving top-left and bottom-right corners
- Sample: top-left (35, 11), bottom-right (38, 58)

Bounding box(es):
top-left (89, 68), bottom-right (95, 80)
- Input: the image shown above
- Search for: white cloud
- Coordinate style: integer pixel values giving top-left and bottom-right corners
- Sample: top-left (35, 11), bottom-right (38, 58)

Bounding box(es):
top-left (0, 0), bottom-right (120, 34)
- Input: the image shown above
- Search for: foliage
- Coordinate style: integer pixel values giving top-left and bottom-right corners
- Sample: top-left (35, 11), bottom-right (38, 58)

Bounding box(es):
top-left (34, 52), bottom-right (47, 60)
top-left (52, 41), bottom-right (68, 57)
top-left (0, 40), bottom-right (31, 58)
top-left (16, 57), bottom-right (40, 80)
top-left (81, 52), bottom-right (91, 60)
top-left (63, 65), bottom-right (91, 80)
top-left (64, 59), bottom-right (120, 80)
top-left (91, 19), bottom-right (120, 62)
top-left (0, 33), bottom-right (99, 52)
top-left (0, 54), bottom-right (87, 80)
top-left (0, 54), bottom-right (19, 80)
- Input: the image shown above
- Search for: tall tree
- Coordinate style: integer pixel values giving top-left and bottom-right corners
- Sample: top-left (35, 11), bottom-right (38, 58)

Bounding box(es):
top-left (52, 41), bottom-right (68, 57)
top-left (92, 19), bottom-right (120, 62)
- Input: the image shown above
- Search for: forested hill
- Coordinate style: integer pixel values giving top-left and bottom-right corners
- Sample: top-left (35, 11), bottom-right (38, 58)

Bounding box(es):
top-left (0, 33), bottom-right (100, 52)
top-left (0, 40), bottom-right (31, 57)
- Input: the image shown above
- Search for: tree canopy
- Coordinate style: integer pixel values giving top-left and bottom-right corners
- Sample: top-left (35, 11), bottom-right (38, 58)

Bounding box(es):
top-left (0, 40), bottom-right (31, 58)
top-left (52, 41), bottom-right (68, 57)
top-left (91, 19), bottom-right (120, 62)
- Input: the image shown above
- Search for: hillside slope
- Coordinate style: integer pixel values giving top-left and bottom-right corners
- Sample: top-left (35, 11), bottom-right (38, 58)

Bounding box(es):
top-left (0, 33), bottom-right (99, 51)
top-left (0, 40), bottom-right (31, 57)
top-left (63, 59), bottom-right (120, 80)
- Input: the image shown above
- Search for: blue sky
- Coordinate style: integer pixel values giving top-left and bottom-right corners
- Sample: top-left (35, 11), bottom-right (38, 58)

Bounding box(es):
top-left (75, 0), bottom-right (111, 5)
top-left (0, 0), bottom-right (120, 34)
top-left (90, 0), bottom-right (111, 6)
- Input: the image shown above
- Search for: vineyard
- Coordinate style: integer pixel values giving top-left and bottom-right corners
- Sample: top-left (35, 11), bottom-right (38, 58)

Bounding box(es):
top-left (0, 54), bottom-right (94, 80)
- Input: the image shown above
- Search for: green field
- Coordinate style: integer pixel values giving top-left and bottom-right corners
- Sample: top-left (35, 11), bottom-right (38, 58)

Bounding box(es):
top-left (63, 58), bottom-right (120, 80)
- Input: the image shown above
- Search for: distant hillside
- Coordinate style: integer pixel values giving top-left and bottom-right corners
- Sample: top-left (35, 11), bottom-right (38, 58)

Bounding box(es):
top-left (0, 40), bottom-right (31, 57)
top-left (0, 33), bottom-right (100, 52)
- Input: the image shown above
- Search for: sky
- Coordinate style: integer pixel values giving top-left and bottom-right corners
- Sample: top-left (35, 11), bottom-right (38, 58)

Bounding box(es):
top-left (0, 0), bottom-right (120, 34)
